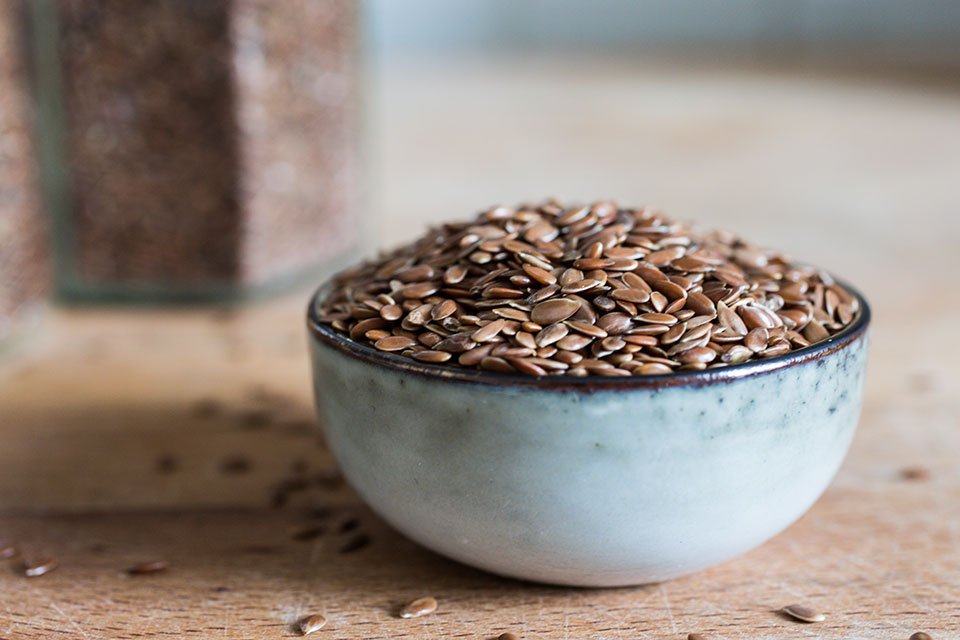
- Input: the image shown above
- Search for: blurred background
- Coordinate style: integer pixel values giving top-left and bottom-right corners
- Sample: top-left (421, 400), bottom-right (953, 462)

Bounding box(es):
top-left (3, 0), bottom-right (960, 323)
top-left (0, 0), bottom-right (958, 506)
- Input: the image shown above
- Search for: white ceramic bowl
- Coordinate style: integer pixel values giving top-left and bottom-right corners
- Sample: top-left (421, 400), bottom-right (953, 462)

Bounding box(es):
top-left (307, 287), bottom-right (870, 587)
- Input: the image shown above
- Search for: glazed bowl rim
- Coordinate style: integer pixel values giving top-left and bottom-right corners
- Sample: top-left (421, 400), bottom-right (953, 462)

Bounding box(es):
top-left (306, 280), bottom-right (870, 390)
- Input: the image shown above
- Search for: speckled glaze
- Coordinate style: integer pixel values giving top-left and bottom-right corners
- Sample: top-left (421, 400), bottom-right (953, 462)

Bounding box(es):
top-left (307, 288), bottom-right (870, 587)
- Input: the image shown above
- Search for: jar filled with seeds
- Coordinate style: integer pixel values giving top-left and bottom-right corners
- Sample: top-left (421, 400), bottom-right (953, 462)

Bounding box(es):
top-left (28, 0), bottom-right (363, 302)
top-left (1, 2), bottom-right (48, 347)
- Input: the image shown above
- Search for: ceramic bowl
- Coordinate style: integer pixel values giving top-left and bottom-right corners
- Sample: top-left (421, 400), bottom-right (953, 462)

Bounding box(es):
top-left (307, 286), bottom-right (870, 587)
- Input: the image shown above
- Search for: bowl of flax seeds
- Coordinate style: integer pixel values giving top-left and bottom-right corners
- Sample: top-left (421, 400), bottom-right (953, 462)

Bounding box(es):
top-left (306, 200), bottom-right (870, 586)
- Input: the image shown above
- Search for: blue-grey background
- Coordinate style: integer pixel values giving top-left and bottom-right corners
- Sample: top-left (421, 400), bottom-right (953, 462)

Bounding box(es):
top-left (367, 0), bottom-right (960, 70)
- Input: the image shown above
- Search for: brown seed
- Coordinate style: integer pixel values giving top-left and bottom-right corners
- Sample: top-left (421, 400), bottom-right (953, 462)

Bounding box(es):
top-left (636, 363), bottom-right (672, 375)
top-left (435, 334), bottom-right (478, 353)
top-left (526, 283), bottom-right (560, 304)
top-left (498, 633), bottom-right (520, 640)
top-left (562, 278), bottom-right (602, 294)
top-left (555, 334), bottom-right (592, 351)
top-left (23, 558), bottom-right (57, 577)
top-left (431, 299), bottom-right (457, 320)
top-left (909, 633), bottom-right (933, 640)
top-left (717, 301), bottom-right (748, 335)
top-left (396, 264), bottom-right (435, 282)
top-left (621, 272), bottom-right (652, 293)
top-left (413, 350), bottom-right (452, 363)
top-left (637, 313), bottom-right (678, 325)
top-left (659, 322), bottom-right (687, 345)
top-left (480, 356), bottom-right (515, 373)
top-left (405, 303), bottom-right (434, 325)
top-left (400, 282), bottom-right (439, 299)
top-left (900, 466), bottom-right (930, 481)
top-left (610, 288), bottom-right (650, 304)
top-left (444, 264), bottom-right (468, 284)
top-left (722, 345), bottom-right (753, 364)
top-left (803, 320), bottom-right (830, 343)
top-left (651, 279), bottom-right (687, 301)
top-left (685, 291), bottom-right (715, 315)
top-left (399, 596), bottom-right (438, 618)
top-left (298, 614), bottom-right (327, 635)
top-left (508, 358), bottom-right (548, 376)
top-left (472, 319), bottom-right (507, 343)
top-left (744, 327), bottom-right (769, 353)
top-left (596, 313), bottom-right (633, 335)
top-left (623, 334), bottom-right (658, 347)
top-left (739, 304), bottom-right (777, 330)
top-left (573, 258), bottom-right (614, 270)
top-left (126, 560), bottom-right (169, 575)
top-left (535, 323), bottom-right (568, 347)
top-left (780, 604), bottom-right (825, 623)
top-left (486, 286), bottom-right (525, 299)
top-left (522, 263), bottom-right (557, 285)
top-left (350, 317), bottom-right (389, 341)
top-left (566, 320), bottom-right (607, 338)
top-left (677, 346), bottom-right (717, 364)
top-left (374, 336), bottom-right (417, 352)
top-left (688, 634), bottom-right (708, 640)
top-left (458, 344), bottom-right (495, 366)
top-left (645, 247), bottom-right (684, 266)
top-left (531, 298), bottom-right (580, 325)
top-left (338, 533), bottom-right (371, 553)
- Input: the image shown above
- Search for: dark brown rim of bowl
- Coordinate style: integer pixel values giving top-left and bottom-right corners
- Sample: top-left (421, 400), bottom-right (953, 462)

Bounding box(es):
top-left (306, 281), bottom-right (870, 390)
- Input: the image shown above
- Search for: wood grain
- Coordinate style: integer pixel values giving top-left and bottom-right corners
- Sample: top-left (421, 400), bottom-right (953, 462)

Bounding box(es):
top-left (1, 57), bottom-right (959, 639)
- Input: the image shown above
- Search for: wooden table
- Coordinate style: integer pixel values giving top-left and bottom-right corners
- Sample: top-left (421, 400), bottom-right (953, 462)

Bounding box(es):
top-left (2, 56), bottom-right (959, 639)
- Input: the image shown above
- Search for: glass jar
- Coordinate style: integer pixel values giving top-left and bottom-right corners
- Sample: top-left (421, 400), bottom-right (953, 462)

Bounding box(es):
top-left (0, 1), bottom-right (47, 346)
top-left (29, 0), bottom-right (365, 302)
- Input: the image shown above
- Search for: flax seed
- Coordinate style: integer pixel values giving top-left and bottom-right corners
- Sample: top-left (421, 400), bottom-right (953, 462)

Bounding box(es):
top-left (399, 596), bottom-right (438, 618)
top-left (298, 614), bottom-right (327, 635)
top-left (126, 560), bottom-right (169, 575)
top-left (781, 604), bottom-right (825, 623)
top-left (23, 558), bottom-right (57, 577)
top-left (320, 200), bottom-right (859, 376)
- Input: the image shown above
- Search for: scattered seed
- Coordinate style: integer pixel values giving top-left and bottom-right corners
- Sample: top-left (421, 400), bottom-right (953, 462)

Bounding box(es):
top-left (901, 466), bottom-right (930, 481)
top-left (291, 526), bottom-right (326, 541)
top-left (298, 614), bottom-right (327, 635)
top-left (126, 560), bottom-right (169, 575)
top-left (191, 397), bottom-right (221, 418)
top-left (780, 604), bottom-right (825, 623)
top-left (220, 455), bottom-right (251, 474)
top-left (909, 633), bottom-right (933, 640)
top-left (688, 634), bottom-right (707, 640)
top-left (399, 596), bottom-right (438, 618)
top-left (155, 454), bottom-right (180, 474)
top-left (338, 534), bottom-right (371, 553)
top-left (498, 633), bottom-right (520, 640)
top-left (23, 558), bottom-right (57, 577)
top-left (239, 409), bottom-right (272, 429)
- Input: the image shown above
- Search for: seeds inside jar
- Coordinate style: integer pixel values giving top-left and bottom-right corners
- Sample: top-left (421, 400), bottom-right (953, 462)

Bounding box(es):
top-left (318, 200), bottom-right (859, 376)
